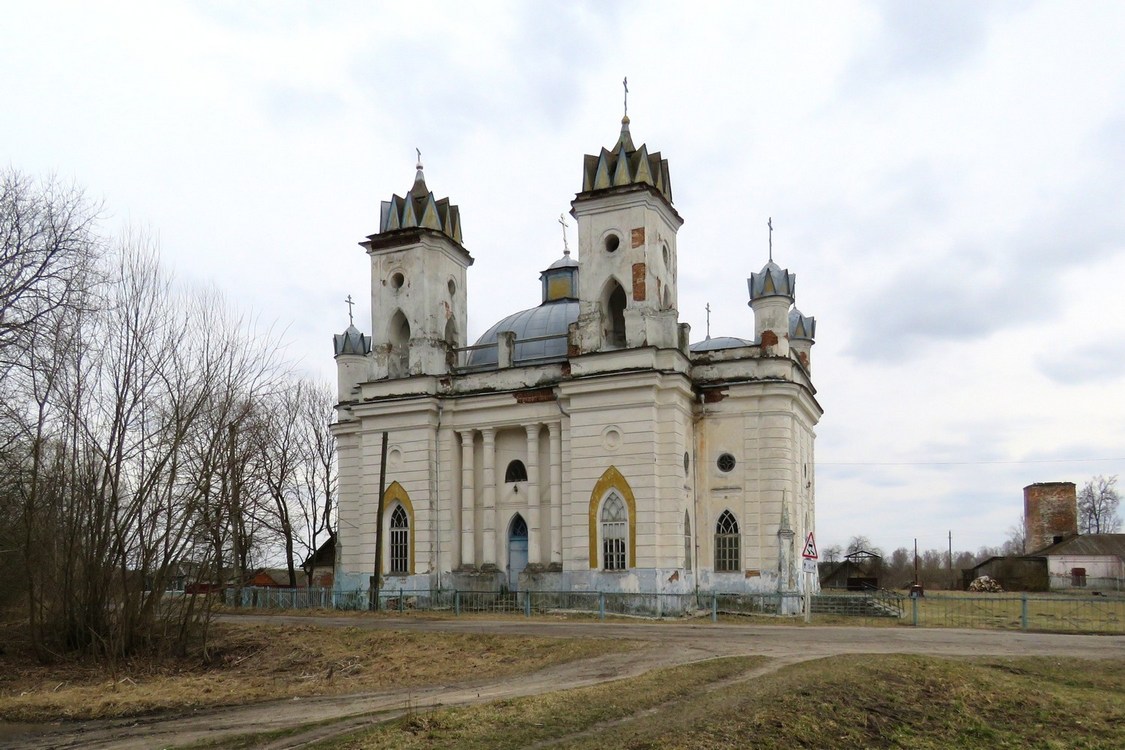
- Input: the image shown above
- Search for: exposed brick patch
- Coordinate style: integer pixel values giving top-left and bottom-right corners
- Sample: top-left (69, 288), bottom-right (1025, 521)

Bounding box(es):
top-left (632, 262), bottom-right (647, 301)
top-left (561, 362), bottom-right (571, 377)
top-left (797, 351), bottom-right (809, 369)
top-left (567, 342), bottom-right (580, 358)
top-left (631, 227), bottom-right (645, 247)
top-left (760, 329), bottom-right (779, 347)
top-left (702, 388), bottom-right (728, 403)
top-left (514, 388), bottom-right (556, 404)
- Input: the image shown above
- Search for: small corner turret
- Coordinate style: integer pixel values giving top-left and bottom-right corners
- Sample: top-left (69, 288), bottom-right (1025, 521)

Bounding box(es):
top-left (747, 218), bottom-right (813, 363)
top-left (333, 296), bottom-right (372, 410)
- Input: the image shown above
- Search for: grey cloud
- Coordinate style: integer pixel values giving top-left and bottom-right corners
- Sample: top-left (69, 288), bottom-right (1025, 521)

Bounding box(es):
top-left (1037, 340), bottom-right (1125, 385)
top-left (842, 1), bottom-right (1019, 88)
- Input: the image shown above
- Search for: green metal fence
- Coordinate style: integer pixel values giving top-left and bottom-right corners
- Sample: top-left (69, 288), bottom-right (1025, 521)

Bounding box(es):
top-left (909, 592), bottom-right (1125, 633)
top-left (222, 587), bottom-right (1125, 634)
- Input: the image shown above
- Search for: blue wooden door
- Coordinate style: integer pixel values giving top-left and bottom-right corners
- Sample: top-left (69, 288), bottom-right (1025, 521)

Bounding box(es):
top-left (508, 514), bottom-right (528, 591)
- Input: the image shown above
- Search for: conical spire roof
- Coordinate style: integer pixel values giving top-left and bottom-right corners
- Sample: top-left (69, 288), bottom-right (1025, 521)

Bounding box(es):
top-left (333, 324), bottom-right (371, 357)
top-left (378, 154), bottom-right (463, 244)
top-left (580, 115), bottom-right (672, 203)
top-left (748, 260), bottom-right (796, 301)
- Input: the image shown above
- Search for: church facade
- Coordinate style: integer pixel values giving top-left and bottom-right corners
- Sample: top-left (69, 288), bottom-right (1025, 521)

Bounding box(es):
top-left (331, 113), bottom-right (822, 599)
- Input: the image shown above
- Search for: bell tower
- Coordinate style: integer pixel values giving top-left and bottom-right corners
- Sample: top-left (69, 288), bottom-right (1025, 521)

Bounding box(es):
top-left (571, 88), bottom-right (684, 354)
top-left (362, 154), bottom-right (472, 379)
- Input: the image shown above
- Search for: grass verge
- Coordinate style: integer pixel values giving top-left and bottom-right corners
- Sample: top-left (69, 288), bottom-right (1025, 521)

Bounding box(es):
top-left (0, 620), bottom-right (631, 723)
top-left (307, 656), bottom-right (765, 750)
top-left (314, 654), bottom-right (1125, 750)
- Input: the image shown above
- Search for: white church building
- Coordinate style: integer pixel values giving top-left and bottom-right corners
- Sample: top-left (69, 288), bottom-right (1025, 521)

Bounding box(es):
top-left (331, 111), bottom-right (822, 599)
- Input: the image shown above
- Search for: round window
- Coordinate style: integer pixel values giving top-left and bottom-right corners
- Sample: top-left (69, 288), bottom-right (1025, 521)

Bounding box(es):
top-left (717, 453), bottom-right (736, 473)
top-left (447, 278), bottom-right (456, 296)
top-left (604, 234), bottom-right (620, 253)
top-left (390, 271), bottom-right (405, 290)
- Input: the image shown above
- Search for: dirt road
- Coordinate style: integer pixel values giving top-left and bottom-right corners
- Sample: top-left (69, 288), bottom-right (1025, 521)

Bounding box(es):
top-left (6, 616), bottom-right (1123, 750)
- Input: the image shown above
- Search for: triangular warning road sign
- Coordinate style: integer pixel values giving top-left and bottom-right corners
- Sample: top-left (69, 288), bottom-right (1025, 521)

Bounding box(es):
top-left (801, 532), bottom-right (818, 559)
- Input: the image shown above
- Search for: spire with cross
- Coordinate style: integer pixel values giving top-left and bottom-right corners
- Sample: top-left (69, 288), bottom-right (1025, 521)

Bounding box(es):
top-left (345, 294), bottom-right (355, 326)
top-left (558, 213), bottom-right (570, 256)
top-left (705, 303), bottom-right (712, 340)
top-left (768, 217), bottom-right (773, 262)
top-left (623, 76), bottom-right (629, 118)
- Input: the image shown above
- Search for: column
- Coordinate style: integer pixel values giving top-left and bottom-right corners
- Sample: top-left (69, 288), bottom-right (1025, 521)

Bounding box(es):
top-left (525, 423), bottom-right (541, 564)
top-left (549, 422), bottom-right (563, 565)
top-left (460, 430), bottom-right (475, 568)
top-left (482, 428), bottom-right (497, 567)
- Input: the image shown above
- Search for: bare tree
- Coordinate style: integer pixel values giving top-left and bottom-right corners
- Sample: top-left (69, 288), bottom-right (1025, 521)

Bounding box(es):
top-left (821, 544), bottom-right (842, 563)
top-left (1078, 475), bottom-right (1121, 534)
top-left (1001, 517), bottom-right (1027, 556)
top-left (0, 169), bottom-right (100, 373)
top-left (846, 535), bottom-right (882, 557)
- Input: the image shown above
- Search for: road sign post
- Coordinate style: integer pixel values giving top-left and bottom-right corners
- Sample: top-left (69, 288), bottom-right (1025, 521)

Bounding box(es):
top-left (802, 532), bottom-right (818, 624)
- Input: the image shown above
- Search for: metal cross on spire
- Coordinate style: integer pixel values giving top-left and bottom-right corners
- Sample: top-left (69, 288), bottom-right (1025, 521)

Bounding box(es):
top-left (558, 213), bottom-right (570, 255)
top-left (768, 217), bottom-right (774, 262)
top-left (345, 294), bottom-right (355, 326)
top-left (705, 303), bottom-right (712, 340)
top-left (415, 147), bottom-right (422, 168)
top-left (623, 76), bottom-right (629, 118)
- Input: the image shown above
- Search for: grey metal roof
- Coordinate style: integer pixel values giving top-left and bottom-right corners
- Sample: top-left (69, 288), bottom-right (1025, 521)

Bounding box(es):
top-left (466, 299), bottom-right (579, 367)
top-left (748, 260), bottom-right (796, 300)
top-left (690, 336), bottom-right (753, 352)
top-left (333, 324), bottom-right (371, 356)
top-left (789, 307), bottom-right (816, 340)
top-left (544, 253), bottom-right (579, 271)
top-left (1031, 534), bottom-right (1125, 558)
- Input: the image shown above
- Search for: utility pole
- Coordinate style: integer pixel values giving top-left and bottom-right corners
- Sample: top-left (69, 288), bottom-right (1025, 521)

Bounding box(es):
top-left (948, 530), bottom-right (954, 591)
top-left (371, 431), bottom-right (389, 611)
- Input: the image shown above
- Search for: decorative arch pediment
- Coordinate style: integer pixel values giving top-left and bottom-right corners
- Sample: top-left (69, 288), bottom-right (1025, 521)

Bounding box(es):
top-left (588, 466), bottom-right (637, 569)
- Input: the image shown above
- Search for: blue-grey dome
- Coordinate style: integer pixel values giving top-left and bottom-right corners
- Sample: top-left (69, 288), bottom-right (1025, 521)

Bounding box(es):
top-left (748, 260), bottom-right (796, 301)
top-left (466, 300), bottom-right (578, 367)
top-left (545, 253), bottom-right (578, 271)
top-left (788, 308), bottom-right (816, 341)
top-left (690, 336), bottom-right (753, 353)
top-left (334, 324), bottom-right (371, 357)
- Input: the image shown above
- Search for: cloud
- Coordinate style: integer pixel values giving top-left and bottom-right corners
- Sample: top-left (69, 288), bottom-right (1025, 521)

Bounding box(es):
top-left (1037, 340), bottom-right (1125, 385)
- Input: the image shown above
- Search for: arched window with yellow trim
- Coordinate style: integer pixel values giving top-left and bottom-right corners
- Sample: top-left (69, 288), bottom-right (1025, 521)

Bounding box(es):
top-left (588, 466), bottom-right (637, 570)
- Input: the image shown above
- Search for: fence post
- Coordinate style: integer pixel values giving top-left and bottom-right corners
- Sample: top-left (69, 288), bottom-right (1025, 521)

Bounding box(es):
top-left (599, 592), bottom-right (606, 620)
top-left (524, 591), bottom-right (532, 617)
top-left (1021, 593), bottom-right (1029, 631)
top-left (911, 595), bottom-right (919, 626)
top-left (454, 590), bottom-right (461, 617)
top-left (711, 592), bottom-right (718, 623)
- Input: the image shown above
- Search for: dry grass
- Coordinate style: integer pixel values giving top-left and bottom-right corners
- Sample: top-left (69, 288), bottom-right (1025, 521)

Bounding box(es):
top-left (313, 656), bottom-right (765, 750)
top-left (318, 654), bottom-right (1125, 750)
top-left (0, 618), bottom-right (629, 723)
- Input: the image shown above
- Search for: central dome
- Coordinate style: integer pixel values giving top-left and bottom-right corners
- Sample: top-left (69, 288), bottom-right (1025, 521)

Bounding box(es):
top-left (466, 300), bottom-right (578, 367)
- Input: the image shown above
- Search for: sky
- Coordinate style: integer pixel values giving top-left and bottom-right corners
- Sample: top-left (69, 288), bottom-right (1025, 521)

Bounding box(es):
top-left (4, 0), bottom-right (1124, 557)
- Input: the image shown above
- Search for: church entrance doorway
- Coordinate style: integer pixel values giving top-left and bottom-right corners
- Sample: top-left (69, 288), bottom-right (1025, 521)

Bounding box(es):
top-left (507, 514), bottom-right (528, 592)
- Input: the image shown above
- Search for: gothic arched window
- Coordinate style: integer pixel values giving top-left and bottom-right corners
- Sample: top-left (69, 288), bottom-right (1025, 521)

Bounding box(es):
top-left (715, 510), bottom-right (740, 572)
top-left (389, 504), bottom-right (409, 574)
top-left (606, 282), bottom-right (626, 348)
top-left (601, 492), bottom-right (628, 570)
